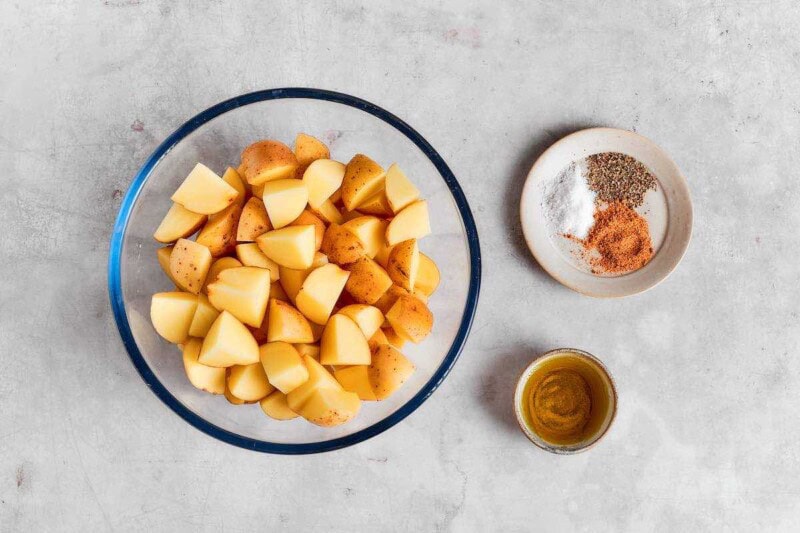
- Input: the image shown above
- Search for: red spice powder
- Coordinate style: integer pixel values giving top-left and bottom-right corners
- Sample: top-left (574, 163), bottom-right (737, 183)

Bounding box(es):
top-left (581, 202), bottom-right (653, 274)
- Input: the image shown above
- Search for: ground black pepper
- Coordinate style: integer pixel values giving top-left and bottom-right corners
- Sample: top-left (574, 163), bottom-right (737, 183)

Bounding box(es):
top-left (586, 152), bottom-right (657, 208)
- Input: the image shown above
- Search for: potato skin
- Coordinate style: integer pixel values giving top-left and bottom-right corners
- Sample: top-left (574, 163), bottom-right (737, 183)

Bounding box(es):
top-left (294, 133), bottom-right (330, 176)
top-left (386, 239), bottom-right (417, 291)
top-left (290, 209), bottom-right (326, 250)
top-left (345, 257), bottom-right (393, 305)
top-left (320, 223), bottom-right (365, 265)
top-left (341, 154), bottom-right (385, 211)
top-left (368, 344), bottom-right (415, 400)
top-left (197, 203), bottom-right (241, 257)
top-left (241, 140), bottom-right (298, 186)
top-left (237, 197), bottom-right (271, 242)
top-left (385, 294), bottom-right (433, 343)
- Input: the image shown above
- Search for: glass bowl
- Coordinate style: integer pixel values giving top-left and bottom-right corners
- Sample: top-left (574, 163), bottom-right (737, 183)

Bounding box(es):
top-left (108, 88), bottom-right (481, 454)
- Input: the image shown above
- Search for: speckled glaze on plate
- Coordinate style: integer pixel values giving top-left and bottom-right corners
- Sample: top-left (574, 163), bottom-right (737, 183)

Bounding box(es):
top-left (520, 128), bottom-right (693, 298)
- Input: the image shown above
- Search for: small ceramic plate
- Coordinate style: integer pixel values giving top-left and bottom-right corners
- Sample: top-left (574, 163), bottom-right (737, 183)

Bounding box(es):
top-left (520, 128), bottom-right (692, 297)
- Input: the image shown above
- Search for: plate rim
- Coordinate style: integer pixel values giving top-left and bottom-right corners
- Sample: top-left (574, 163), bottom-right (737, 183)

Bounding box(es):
top-left (108, 88), bottom-right (482, 454)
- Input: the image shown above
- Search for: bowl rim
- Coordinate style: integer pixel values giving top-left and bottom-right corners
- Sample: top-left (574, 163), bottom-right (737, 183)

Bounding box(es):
top-left (108, 87), bottom-right (481, 454)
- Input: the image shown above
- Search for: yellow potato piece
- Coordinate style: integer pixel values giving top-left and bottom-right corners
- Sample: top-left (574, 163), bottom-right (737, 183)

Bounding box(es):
top-left (234, 243), bottom-right (280, 281)
top-left (224, 379), bottom-right (246, 405)
top-left (150, 292), bottom-right (198, 344)
top-left (342, 216), bottom-right (387, 259)
top-left (294, 133), bottom-right (331, 176)
top-left (182, 338), bottom-right (226, 394)
top-left (373, 285), bottom-right (409, 315)
top-left (382, 326), bottom-right (407, 349)
top-left (334, 365), bottom-right (376, 401)
top-left (294, 343), bottom-right (321, 361)
top-left (311, 198), bottom-right (344, 225)
top-left (345, 257), bottom-right (393, 305)
top-left (256, 225), bottom-right (316, 270)
top-left (385, 294), bottom-right (433, 344)
top-left (303, 159), bottom-right (345, 208)
top-left (259, 391), bottom-right (299, 420)
top-left (386, 239), bottom-right (420, 291)
top-left (236, 197), bottom-right (271, 242)
top-left (221, 167), bottom-right (247, 207)
top-left (320, 223), bottom-right (366, 266)
top-left (196, 202), bottom-right (241, 257)
top-left (416, 253), bottom-right (440, 296)
top-left (203, 256), bottom-right (243, 293)
top-left (320, 314), bottom-right (371, 366)
top-left (188, 293), bottom-right (220, 338)
top-left (289, 210), bottom-right (325, 251)
top-left (169, 239), bottom-right (212, 294)
top-left (342, 154), bottom-right (386, 211)
top-left (156, 246), bottom-right (177, 284)
top-left (286, 355), bottom-right (342, 413)
top-left (296, 263), bottom-right (350, 325)
top-left (299, 387), bottom-right (361, 427)
top-left (356, 189), bottom-right (392, 217)
top-left (228, 362), bottom-right (274, 402)
top-left (171, 163), bottom-right (239, 215)
top-left (367, 328), bottom-right (390, 350)
top-left (198, 311), bottom-right (260, 367)
top-left (259, 342), bottom-right (310, 394)
top-left (385, 163), bottom-right (420, 214)
top-left (153, 203), bottom-right (207, 243)
top-left (338, 304), bottom-right (384, 339)
top-left (261, 179), bottom-right (309, 229)
top-left (368, 344), bottom-right (415, 400)
top-left (206, 266), bottom-right (271, 328)
top-left (267, 299), bottom-right (315, 343)
top-left (270, 281), bottom-right (289, 302)
top-left (241, 140), bottom-right (299, 186)
top-left (278, 252), bottom-right (328, 304)
top-left (385, 200), bottom-right (431, 246)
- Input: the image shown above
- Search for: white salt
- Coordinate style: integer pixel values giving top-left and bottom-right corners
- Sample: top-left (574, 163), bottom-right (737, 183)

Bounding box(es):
top-left (540, 160), bottom-right (596, 239)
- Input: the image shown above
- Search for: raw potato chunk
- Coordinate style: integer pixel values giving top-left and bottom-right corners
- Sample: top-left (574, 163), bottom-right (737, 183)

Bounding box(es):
top-left (286, 355), bottom-right (342, 413)
top-left (320, 314), bottom-right (371, 365)
top-left (304, 159), bottom-right (345, 208)
top-left (188, 293), bottom-right (220, 338)
top-left (296, 264), bottom-right (350, 325)
top-left (340, 209), bottom-right (364, 223)
top-left (289, 210), bottom-right (325, 250)
top-left (295, 134), bottom-right (331, 176)
top-left (221, 167), bottom-right (247, 207)
top-left (241, 140), bottom-right (299, 186)
top-left (183, 338), bottom-right (226, 394)
top-left (385, 163), bottom-right (420, 213)
top-left (385, 294), bottom-right (433, 343)
top-left (154, 203), bottom-right (207, 243)
top-left (299, 387), bottom-right (361, 427)
top-left (171, 163), bottom-right (239, 214)
top-left (260, 391), bottom-right (299, 420)
top-left (294, 343), bottom-right (321, 361)
top-left (196, 203), bottom-right (241, 257)
top-left (256, 225), bottom-right (316, 269)
top-left (368, 328), bottom-right (390, 350)
top-left (151, 292), bottom-right (198, 343)
top-left (386, 239), bottom-right (419, 291)
top-left (334, 366), bottom-right (376, 401)
top-left (375, 241), bottom-right (393, 269)
top-left (267, 299), bottom-right (315, 343)
top-left (368, 344), bottom-right (415, 400)
top-left (279, 252), bottom-right (329, 303)
top-left (345, 257), bottom-right (393, 304)
top-left (382, 326), bottom-right (407, 349)
top-left (206, 266), bottom-right (271, 327)
top-left (320, 224), bottom-right (365, 265)
top-left (270, 281), bottom-right (289, 302)
top-left (198, 311), bottom-right (260, 367)
top-left (225, 379), bottom-right (246, 404)
top-left (259, 342), bottom-right (310, 394)
top-left (385, 200), bottom-right (431, 246)
top-left (312, 198), bottom-right (344, 225)
top-left (342, 154), bottom-right (386, 211)
top-left (157, 246), bottom-right (177, 284)
top-left (203, 256), bottom-right (243, 292)
top-left (373, 285), bottom-right (410, 314)
top-left (236, 197), bottom-right (271, 242)
top-left (342, 216), bottom-right (387, 258)
top-left (228, 362), bottom-right (274, 402)
top-left (261, 179), bottom-right (309, 229)
top-left (338, 304), bottom-right (383, 339)
top-left (356, 189), bottom-right (392, 216)
top-left (415, 253), bottom-right (440, 296)
top-left (170, 239), bottom-right (212, 294)
top-left (235, 243), bottom-right (280, 281)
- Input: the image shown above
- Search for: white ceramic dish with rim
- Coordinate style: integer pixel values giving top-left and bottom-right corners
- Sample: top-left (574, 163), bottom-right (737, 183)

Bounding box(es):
top-left (519, 127), bottom-right (692, 298)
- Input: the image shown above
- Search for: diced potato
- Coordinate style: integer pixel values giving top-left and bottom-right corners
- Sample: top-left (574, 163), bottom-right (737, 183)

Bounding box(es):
top-left (385, 294), bottom-right (433, 343)
top-left (248, 314), bottom-right (270, 345)
top-left (309, 320), bottom-right (324, 343)
top-left (340, 208), bottom-right (364, 223)
top-left (188, 293), bottom-right (220, 337)
top-left (373, 285), bottom-right (409, 314)
top-left (236, 197), bottom-right (271, 242)
top-left (182, 338), bottom-right (226, 394)
top-left (338, 304), bottom-right (383, 339)
top-left (320, 314), bottom-right (371, 365)
top-left (320, 223), bottom-right (365, 265)
top-left (345, 257), bottom-right (393, 304)
top-left (153, 203), bottom-right (207, 243)
top-left (367, 328), bottom-right (390, 350)
top-left (342, 216), bottom-right (387, 259)
top-left (286, 355), bottom-right (342, 413)
top-left (259, 342), bottom-right (310, 394)
top-left (294, 133), bottom-right (331, 176)
top-left (386, 239), bottom-right (420, 291)
top-left (375, 241), bottom-right (394, 268)
top-left (303, 159), bottom-right (345, 208)
top-left (356, 189), bottom-right (392, 216)
top-left (198, 311), bottom-right (259, 367)
top-left (382, 326), bottom-right (407, 349)
top-left (384, 163), bottom-right (420, 213)
top-left (278, 252), bottom-right (328, 303)
top-left (228, 362), bottom-right (274, 402)
top-left (259, 391), bottom-right (299, 420)
top-left (157, 246), bottom-right (177, 284)
top-left (261, 179), bottom-right (309, 229)
top-left (225, 378), bottom-right (246, 405)
top-left (296, 264), bottom-right (350, 325)
top-left (241, 140), bottom-right (298, 186)
top-left (171, 163), bottom-right (239, 215)
top-left (368, 344), bottom-right (415, 400)
top-left (150, 292), bottom-right (198, 344)
top-left (251, 183), bottom-right (265, 198)
top-left (203, 256), bottom-right (242, 293)
top-left (330, 188), bottom-right (343, 205)
top-left (289, 210), bottom-right (325, 251)
top-left (267, 299), bottom-right (314, 343)
top-left (206, 266), bottom-right (271, 327)
top-left (342, 154), bottom-right (386, 211)
top-left (235, 243), bottom-right (280, 281)
top-left (256, 225), bottom-right (316, 269)
top-left (312, 198), bottom-right (344, 225)
top-left (221, 167), bottom-right (247, 207)
top-left (270, 281), bottom-right (289, 302)
top-left (334, 365), bottom-right (376, 401)
top-left (196, 203), bottom-right (241, 257)
top-left (416, 253), bottom-right (440, 296)
top-left (385, 200), bottom-right (431, 246)
top-left (299, 387), bottom-right (361, 427)
top-left (294, 343), bottom-right (321, 361)
top-left (169, 239), bottom-right (212, 294)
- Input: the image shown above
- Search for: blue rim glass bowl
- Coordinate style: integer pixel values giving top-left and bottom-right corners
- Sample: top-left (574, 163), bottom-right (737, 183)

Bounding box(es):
top-left (108, 88), bottom-right (481, 454)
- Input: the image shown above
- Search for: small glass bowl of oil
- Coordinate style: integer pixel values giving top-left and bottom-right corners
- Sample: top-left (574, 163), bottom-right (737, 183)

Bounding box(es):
top-left (514, 348), bottom-right (617, 454)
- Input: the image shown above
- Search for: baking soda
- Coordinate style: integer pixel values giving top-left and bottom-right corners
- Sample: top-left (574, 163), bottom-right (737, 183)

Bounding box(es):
top-left (541, 161), bottom-right (596, 239)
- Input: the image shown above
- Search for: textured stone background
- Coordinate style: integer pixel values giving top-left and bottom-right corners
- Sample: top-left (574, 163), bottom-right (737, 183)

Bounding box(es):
top-left (2, 1), bottom-right (798, 531)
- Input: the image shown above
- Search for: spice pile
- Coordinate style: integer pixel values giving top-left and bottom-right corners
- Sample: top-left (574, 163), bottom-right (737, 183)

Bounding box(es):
top-left (541, 152), bottom-right (658, 274)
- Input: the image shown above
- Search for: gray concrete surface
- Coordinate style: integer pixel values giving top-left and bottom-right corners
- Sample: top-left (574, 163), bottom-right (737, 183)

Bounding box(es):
top-left (2, 1), bottom-right (798, 531)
